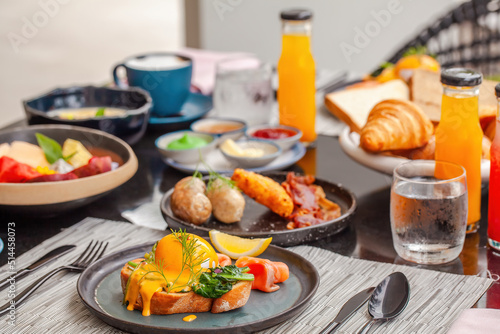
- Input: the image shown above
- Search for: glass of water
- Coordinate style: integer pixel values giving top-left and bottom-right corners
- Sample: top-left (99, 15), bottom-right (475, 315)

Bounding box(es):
top-left (390, 160), bottom-right (468, 265)
top-left (213, 56), bottom-right (273, 126)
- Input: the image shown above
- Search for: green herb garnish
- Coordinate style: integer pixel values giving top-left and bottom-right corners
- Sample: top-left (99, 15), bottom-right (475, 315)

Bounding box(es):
top-left (127, 261), bottom-right (139, 268)
top-left (193, 265), bottom-right (254, 298)
top-left (36, 133), bottom-right (63, 164)
top-left (402, 45), bottom-right (433, 57)
top-left (35, 133), bottom-right (81, 164)
top-left (201, 161), bottom-right (237, 192)
top-left (95, 107), bottom-right (105, 117)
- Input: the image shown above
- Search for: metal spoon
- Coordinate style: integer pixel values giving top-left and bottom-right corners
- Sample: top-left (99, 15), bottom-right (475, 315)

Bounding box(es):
top-left (358, 272), bottom-right (410, 334)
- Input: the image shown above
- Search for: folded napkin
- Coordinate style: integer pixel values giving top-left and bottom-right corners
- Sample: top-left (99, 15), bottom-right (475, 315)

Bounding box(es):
top-left (177, 48), bottom-right (252, 95)
top-left (447, 308), bottom-right (500, 333)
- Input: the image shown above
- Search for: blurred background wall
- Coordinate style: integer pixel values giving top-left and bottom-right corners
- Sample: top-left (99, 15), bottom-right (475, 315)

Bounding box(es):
top-left (0, 0), bottom-right (463, 128)
top-left (195, 0), bottom-right (460, 72)
top-left (0, 0), bottom-right (184, 128)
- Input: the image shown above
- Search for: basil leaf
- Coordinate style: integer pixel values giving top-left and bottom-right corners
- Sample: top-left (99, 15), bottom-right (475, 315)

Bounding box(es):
top-left (35, 133), bottom-right (63, 164)
top-left (95, 107), bottom-right (105, 117)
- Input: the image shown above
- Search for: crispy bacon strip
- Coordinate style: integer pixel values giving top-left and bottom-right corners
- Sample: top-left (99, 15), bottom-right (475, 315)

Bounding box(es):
top-left (282, 172), bottom-right (341, 229)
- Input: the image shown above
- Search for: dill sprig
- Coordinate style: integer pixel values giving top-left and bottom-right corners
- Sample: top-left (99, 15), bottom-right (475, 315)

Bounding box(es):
top-left (133, 230), bottom-right (210, 293)
top-left (203, 162), bottom-right (237, 192)
top-left (191, 154), bottom-right (238, 192)
top-left (136, 241), bottom-right (170, 288)
top-left (166, 229), bottom-right (207, 293)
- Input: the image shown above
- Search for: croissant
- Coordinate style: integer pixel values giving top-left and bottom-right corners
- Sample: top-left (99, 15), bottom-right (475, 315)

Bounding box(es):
top-left (360, 99), bottom-right (434, 152)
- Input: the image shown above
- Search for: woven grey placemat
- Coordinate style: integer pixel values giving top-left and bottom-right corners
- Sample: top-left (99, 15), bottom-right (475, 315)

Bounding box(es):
top-left (0, 217), bottom-right (493, 334)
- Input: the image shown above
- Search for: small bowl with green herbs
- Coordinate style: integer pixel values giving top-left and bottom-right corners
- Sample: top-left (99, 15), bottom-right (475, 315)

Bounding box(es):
top-left (155, 130), bottom-right (217, 164)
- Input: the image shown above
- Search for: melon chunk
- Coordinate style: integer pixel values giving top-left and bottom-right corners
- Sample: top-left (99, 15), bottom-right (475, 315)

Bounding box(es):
top-left (62, 139), bottom-right (93, 168)
top-left (0, 143), bottom-right (10, 157)
top-left (4, 141), bottom-right (50, 168)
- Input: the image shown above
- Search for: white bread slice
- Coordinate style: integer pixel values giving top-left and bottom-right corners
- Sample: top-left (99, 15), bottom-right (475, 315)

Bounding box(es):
top-left (324, 79), bottom-right (409, 133)
top-left (120, 261), bottom-right (252, 315)
top-left (410, 69), bottom-right (498, 123)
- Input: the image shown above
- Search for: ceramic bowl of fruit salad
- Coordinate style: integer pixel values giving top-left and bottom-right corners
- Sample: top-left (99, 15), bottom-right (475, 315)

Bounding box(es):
top-left (0, 124), bottom-right (138, 215)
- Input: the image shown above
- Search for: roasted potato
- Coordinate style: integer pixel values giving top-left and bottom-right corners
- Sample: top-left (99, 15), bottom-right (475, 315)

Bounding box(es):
top-left (206, 177), bottom-right (245, 223)
top-left (171, 176), bottom-right (212, 225)
top-left (231, 168), bottom-right (293, 218)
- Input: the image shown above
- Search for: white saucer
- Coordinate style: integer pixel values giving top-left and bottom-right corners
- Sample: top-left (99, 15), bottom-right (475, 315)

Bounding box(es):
top-left (162, 142), bottom-right (306, 174)
top-left (339, 127), bottom-right (490, 182)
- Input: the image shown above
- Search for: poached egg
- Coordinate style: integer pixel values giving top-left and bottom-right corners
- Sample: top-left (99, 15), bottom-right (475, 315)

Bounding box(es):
top-left (124, 232), bottom-right (219, 316)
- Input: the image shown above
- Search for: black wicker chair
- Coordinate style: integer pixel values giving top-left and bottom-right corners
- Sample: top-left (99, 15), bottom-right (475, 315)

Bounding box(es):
top-left (385, 0), bottom-right (500, 76)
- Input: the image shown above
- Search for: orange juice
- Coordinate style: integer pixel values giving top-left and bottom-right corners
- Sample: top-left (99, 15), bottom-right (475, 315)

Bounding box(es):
top-left (435, 88), bottom-right (482, 231)
top-left (278, 10), bottom-right (316, 144)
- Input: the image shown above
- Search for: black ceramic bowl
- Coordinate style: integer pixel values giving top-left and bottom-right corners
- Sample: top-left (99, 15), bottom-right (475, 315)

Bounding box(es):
top-left (23, 86), bottom-right (152, 145)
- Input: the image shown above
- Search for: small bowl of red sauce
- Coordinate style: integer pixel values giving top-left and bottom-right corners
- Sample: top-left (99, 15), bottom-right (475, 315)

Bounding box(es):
top-left (246, 124), bottom-right (302, 151)
top-left (191, 118), bottom-right (247, 143)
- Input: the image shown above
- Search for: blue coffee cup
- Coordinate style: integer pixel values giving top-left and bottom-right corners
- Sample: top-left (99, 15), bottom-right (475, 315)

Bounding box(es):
top-left (113, 53), bottom-right (192, 117)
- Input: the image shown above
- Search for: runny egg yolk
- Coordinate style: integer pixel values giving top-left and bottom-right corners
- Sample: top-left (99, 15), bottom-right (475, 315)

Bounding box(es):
top-left (124, 233), bottom-right (219, 316)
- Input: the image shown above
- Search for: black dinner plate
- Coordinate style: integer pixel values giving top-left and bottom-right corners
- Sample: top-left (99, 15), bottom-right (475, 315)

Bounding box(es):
top-left (160, 172), bottom-right (357, 246)
top-left (77, 242), bottom-right (319, 334)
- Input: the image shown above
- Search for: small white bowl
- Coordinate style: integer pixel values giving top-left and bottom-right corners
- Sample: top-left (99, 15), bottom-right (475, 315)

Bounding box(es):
top-left (155, 130), bottom-right (216, 164)
top-left (246, 124), bottom-right (302, 151)
top-left (220, 139), bottom-right (281, 168)
top-left (191, 117), bottom-right (247, 143)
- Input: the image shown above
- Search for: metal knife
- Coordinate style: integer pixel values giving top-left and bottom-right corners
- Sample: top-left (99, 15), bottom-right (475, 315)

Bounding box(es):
top-left (319, 286), bottom-right (375, 334)
top-left (0, 244), bottom-right (75, 291)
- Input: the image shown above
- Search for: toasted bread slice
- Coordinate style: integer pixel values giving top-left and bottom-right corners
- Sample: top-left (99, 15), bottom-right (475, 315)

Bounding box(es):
top-left (324, 79), bottom-right (409, 133)
top-left (410, 69), bottom-right (498, 123)
top-left (211, 281), bottom-right (252, 313)
top-left (120, 261), bottom-right (252, 315)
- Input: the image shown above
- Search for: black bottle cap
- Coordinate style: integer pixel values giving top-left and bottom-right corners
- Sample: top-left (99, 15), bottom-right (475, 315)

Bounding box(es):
top-left (495, 83), bottom-right (500, 98)
top-left (441, 68), bottom-right (482, 87)
top-left (280, 9), bottom-right (313, 21)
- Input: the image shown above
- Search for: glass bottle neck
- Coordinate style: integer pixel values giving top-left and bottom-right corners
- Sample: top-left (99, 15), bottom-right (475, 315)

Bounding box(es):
top-left (442, 84), bottom-right (479, 98)
top-left (441, 84), bottom-right (480, 122)
top-left (281, 19), bottom-right (312, 36)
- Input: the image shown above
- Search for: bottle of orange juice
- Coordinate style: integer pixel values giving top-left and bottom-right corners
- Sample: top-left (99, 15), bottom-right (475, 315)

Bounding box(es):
top-left (435, 68), bottom-right (483, 233)
top-left (278, 9), bottom-right (316, 145)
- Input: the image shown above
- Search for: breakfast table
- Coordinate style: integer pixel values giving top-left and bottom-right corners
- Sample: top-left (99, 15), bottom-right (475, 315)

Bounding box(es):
top-left (1, 116), bottom-right (500, 333)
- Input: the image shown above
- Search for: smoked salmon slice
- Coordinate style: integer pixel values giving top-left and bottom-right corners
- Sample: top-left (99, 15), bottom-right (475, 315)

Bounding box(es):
top-left (217, 253), bottom-right (232, 267)
top-left (235, 256), bottom-right (289, 292)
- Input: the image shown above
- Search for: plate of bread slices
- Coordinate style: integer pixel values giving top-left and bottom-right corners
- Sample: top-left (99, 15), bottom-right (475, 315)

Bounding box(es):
top-left (77, 231), bottom-right (319, 334)
top-left (325, 69), bottom-right (496, 182)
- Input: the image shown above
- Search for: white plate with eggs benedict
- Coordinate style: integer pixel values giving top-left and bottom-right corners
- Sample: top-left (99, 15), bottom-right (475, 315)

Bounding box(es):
top-left (77, 232), bottom-right (319, 333)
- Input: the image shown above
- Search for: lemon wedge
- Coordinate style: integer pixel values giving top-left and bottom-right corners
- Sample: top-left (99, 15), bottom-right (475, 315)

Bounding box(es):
top-left (209, 230), bottom-right (272, 260)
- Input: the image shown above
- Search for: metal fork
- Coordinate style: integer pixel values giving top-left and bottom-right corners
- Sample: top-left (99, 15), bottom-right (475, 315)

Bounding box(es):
top-left (0, 240), bottom-right (108, 315)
